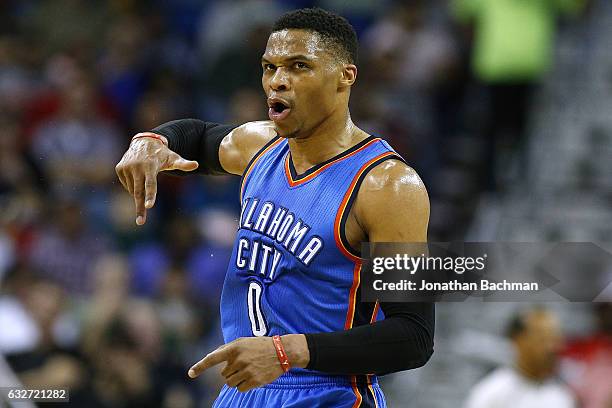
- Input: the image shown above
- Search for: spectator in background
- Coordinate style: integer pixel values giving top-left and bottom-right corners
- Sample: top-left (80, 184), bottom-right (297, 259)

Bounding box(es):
top-left (452, 0), bottom-right (585, 191)
top-left (80, 257), bottom-right (198, 407)
top-left (361, 0), bottom-right (458, 183)
top-left (464, 307), bottom-right (575, 408)
top-left (203, 24), bottom-right (272, 103)
top-left (132, 90), bottom-right (179, 133)
top-left (2, 274), bottom-right (88, 402)
top-left (156, 265), bottom-right (203, 348)
top-left (30, 73), bottom-right (121, 196)
top-left (87, 314), bottom-right (161, 407)
top-left (197, 0), bottom-right (285, 73)
top-left (561, 303), bottom-right (612, 408)
top-left (0, 35), bottom-right (37, 116)
top-left (97, 14), bottom-right (150, 123)
top-left (0, 115), bottom-right (42, 195)
top-left (81, 253), bottom-right (131, 356)
top-left (129, 213), bottom-right (231, 303)
top-left (0, 114), bottom-right (45, 248)
top-left (28, 199), bottom-right (110, 295)
top-left (0, 229), bottom-right (14, 282)
top-left (28, 70), bottom-right (122, 228)
top-left (363, 1), bottom-right (457, 94)
top-left (0, 264), bottom-right (46, 355)
top-left (19, 0), bottom-right (110, 60)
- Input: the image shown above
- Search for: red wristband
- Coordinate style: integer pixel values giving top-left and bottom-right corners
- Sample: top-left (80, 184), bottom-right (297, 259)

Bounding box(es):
top-left (131, 132), bottom-right (168, 146)
top-left (272, 335), bottom-right (291, 373)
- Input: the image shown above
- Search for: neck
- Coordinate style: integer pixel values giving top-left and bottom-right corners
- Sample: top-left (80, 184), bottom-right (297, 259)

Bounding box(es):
top-left (287, 107), bottom-right (368, 174)
top-left (515, 358), bottom-right (552, 383)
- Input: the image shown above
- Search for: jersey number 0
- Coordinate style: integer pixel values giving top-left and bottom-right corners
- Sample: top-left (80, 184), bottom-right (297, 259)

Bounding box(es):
top-left (247, 281), bottom-right (267, 336)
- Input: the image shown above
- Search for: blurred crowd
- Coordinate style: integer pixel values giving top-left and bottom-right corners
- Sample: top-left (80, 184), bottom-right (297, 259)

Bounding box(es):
top-left (0, 0), bottom-right (607, 407)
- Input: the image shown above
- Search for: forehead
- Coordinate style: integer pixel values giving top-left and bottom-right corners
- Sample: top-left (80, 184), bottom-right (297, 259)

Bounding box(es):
top-left (263, 29), bottom-right (330, 61)
top-left (525, 312), bottom-right (559, 333)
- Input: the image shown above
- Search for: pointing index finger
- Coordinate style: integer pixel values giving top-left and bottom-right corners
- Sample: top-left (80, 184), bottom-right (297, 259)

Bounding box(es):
top-left (188, 346), bottom-right (231, 378)
top-left (133, 175), bottom-right (146, 225)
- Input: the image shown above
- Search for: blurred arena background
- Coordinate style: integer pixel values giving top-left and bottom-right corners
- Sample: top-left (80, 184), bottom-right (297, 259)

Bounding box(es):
top-left (0, 0), bottom-right (611, 407)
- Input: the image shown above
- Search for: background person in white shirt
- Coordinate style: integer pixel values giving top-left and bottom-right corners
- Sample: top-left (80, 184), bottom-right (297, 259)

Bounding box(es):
top-left (464, 307), bottom-right (576, 408)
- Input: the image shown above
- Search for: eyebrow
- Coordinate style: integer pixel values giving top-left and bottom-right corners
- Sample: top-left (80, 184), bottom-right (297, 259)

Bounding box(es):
top-left (261, 54), bottom-right (315, 63)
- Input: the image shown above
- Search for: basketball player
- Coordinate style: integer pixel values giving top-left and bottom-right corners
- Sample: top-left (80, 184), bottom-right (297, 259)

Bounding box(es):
top-left (116, 8), bottom-right (434, 408)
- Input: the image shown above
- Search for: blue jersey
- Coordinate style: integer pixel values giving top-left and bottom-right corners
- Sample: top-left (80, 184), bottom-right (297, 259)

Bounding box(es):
top-left (218, 135), bottom-right (402, 405)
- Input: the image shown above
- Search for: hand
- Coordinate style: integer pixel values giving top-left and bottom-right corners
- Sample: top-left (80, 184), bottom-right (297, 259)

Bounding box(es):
top-left (188, 335), bottom-right (309, 393)
top-left (115, 133), bottom-right (199, 225)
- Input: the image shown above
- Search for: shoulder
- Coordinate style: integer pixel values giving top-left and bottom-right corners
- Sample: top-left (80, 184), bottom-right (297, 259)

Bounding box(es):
top-left (232, 120), bottom-right (277, 137)
top-left (360, 158), bottom-right (428, 199)
top-left (224, 120), bottom-right (277, 149)
top-left (542, 378), bottom-right (576, 406)
top-left (477, 368), bottom-right (519, 389)
top-left (356, 159), bottom-right (429, 221)
top-left (465, 368), bottom-right (517, 408)
top-left (353, 157), bottom-right (429, 241)
top-left (219, 121), bottom-right (278, 175)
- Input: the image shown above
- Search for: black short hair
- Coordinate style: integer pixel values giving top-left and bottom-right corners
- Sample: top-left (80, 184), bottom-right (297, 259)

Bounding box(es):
top-left (506, 306), bottom-right (549, 339)
top-left (271, 7), bottom-right (358, 64)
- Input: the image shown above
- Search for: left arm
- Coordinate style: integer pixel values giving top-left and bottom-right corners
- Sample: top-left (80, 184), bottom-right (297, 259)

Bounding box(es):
top-left (187, 160), bottom-right (434, 390)
top-left (304, 159), bottom-right (433, 374)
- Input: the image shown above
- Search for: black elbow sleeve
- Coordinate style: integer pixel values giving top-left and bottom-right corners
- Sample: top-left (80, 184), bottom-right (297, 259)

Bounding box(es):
top-left (151, 119), bottom-right (236, 175)
top-left (305, 313), bottom-right (434, 375)
top-left (405, 337), bottom-right (434, 369)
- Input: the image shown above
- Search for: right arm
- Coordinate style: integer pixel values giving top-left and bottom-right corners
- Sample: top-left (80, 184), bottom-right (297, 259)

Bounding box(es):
top-left (115, 119), bottom-right (276, 225)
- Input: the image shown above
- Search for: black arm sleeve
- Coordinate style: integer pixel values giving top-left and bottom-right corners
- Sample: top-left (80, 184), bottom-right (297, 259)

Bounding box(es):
top-left (304, 302), bottom-right (434, 375)
top-left (151, 119), bottom-right (237, 175)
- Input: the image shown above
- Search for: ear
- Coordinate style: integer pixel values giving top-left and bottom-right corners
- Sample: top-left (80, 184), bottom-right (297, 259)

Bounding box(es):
top-left (339, 64), bottom-right (357, 88)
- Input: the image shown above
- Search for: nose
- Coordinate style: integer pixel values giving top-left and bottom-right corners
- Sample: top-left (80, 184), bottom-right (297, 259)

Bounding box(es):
top-left (269, 67), bottom-right (290, 92)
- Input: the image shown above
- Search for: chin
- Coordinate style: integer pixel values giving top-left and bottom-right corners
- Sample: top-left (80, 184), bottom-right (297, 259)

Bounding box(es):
top-left (274, 123), bottom-right (299, 139)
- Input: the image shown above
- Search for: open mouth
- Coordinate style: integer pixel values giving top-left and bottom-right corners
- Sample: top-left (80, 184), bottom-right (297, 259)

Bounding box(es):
top-left (272, 102), bottom-right (288, 113)
top-left (268, 99), bottom-right (291, 122)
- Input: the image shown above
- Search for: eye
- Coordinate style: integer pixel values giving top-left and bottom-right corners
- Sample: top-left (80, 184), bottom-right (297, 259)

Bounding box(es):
top-left (263, 63), bottom-right (276, 71)
top-left (294, 62), bottom-right (308, 69)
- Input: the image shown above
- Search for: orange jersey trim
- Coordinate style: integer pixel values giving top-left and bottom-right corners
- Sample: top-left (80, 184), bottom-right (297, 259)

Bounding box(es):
top-left (367, 300), bottom-right (380, 407)
top-left (344, 262), bottom-right (362, 330)
top-left (284, 138), bottom-right (382, 187)
top-left (351, 376), bottom-right (363, 408)
top-left (333, 151), bottom-right (397, 263)
top-left (367, 383), bottom-right (379, 408)
top-left (370, 301), bottom-right (380, 324)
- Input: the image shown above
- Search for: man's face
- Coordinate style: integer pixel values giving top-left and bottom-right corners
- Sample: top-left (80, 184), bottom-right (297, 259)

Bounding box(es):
top-left (262, 29), bottom-right (348, 138)
top-left (514, 311), bottom-right (563, 375)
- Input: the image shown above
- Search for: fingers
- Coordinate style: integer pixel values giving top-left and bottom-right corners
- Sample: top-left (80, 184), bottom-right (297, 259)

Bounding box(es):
top-left (116, 166), bottom-right (129, 193)
top-left (116, 137), bottom-right (170, 225)
top-left (188, 347), bottom-right (230, 378)
top-left (237, 380), bottom-right (257, 393)
top-left (116, 164), bottom-right (155, 225)
top-left (133, 175), bottom-right (146, 225)
top-left (221, 363), bottom-right (238, 379)
top-left (144, 172), bottom-right (157, 209)
top-left (115, 163), bottom-right (134, 195)
top-left (125, 170), bottom-right (134, 196)
top-left (225, 369), bottom-right (249, 388)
